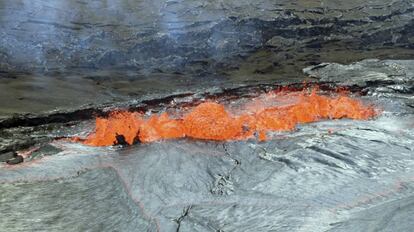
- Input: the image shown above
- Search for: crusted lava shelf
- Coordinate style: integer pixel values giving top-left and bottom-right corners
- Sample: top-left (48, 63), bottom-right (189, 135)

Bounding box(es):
top-left (1, 60), bottom-right (414, 231)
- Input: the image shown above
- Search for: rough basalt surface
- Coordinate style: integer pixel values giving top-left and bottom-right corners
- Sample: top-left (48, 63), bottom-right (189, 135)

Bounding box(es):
top-left (304, 59), bottom-right (414, 87)
top-left (1, 0), bottom-right (414, 73)
top-left (1, 59), bottom-right (414, 231)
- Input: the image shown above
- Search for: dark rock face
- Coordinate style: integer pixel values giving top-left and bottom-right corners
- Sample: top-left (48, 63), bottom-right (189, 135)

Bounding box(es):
top-left (0, 151), bottom-right (15, 162)
top-left (1, 0), bottom-right (414, 117)
top-left (1, 0), bottom-right (414, 75)
top-left (5, 154), bottom-right (23, 165)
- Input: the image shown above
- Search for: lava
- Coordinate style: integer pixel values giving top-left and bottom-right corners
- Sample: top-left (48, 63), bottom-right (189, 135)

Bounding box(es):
top-left (83, 111), bottom-right (142, 146)
top-left (81, 88), bottom-right (377, 146)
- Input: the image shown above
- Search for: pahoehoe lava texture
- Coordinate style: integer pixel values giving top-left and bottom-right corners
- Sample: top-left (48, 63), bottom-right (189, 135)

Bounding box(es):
top-left (0, 169), bottom-right (158, 231)
top-left (0, 60), bottom-right (414, 231)
top-left (1, 117), bottom-right (414, 231)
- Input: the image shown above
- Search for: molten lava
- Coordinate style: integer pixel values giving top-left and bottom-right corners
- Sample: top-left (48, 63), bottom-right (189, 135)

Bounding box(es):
top-left (81, 88), bottom-right (377, 146)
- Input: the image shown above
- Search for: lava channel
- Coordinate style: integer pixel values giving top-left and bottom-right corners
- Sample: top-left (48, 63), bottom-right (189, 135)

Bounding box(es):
top-left (78, 87), bottom-right (377, 146)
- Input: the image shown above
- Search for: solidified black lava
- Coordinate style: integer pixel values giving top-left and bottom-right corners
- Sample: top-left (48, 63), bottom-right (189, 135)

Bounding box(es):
top-left (114, 134), bottom-right (129, 146)
top-left (0, 151), bottom-right (16, 162)
top-left (5, 155), bottom-right (23, 165)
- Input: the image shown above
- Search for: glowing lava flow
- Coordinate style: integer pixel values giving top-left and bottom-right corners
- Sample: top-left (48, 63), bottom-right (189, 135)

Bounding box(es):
top-left (81, 89), bottom-right (377, 146)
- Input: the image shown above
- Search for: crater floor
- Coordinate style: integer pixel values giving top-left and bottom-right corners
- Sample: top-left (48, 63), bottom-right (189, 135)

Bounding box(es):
top-left (0, 59), bottom-right (413, 231)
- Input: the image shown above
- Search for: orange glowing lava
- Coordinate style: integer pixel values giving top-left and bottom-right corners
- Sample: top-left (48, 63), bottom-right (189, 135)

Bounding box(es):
top-left (80, 88), bottom-right (377, 146)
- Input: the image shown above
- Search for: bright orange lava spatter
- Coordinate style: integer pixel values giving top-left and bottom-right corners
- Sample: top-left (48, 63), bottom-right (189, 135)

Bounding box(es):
top-left (81, 88), bottom-right (377, 146)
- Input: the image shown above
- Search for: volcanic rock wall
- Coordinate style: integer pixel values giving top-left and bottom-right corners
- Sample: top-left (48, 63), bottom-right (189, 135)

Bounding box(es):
top-left (1, 0), bottom-right (414, 117)
top-left (1, 0), bottom-right (414, 75)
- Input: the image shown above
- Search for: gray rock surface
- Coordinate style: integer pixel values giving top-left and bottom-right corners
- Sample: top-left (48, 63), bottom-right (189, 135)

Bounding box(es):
top-left (1, 114), bottom-right (413, 231)
top-left (304, 59), bottom-right (414, 87)
top-left (1, 168), bottom-right (157, 231)
top-left (1, 0), bottom-right (413, 73)
top-left (1, 59), bottom-right (414, 231)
